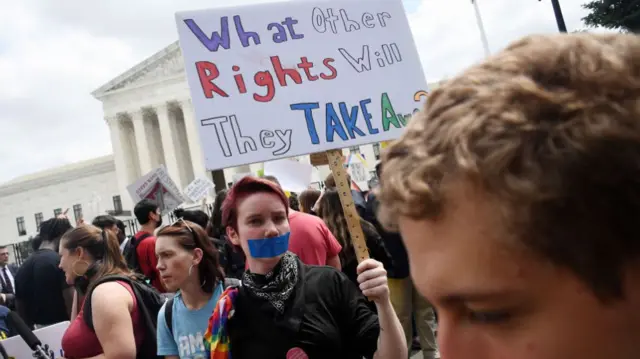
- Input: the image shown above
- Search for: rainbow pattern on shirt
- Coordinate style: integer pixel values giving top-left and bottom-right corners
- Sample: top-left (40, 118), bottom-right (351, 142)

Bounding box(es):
top-left (204, 287), bottom-right (240, 359)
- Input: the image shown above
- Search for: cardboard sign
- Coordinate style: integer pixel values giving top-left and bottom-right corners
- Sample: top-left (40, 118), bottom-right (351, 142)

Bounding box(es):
top-left (127, 166), bottom-right (187, 213)
top-left (183, 177), bottom-right (215, 202)
top-left (2, 321), bottom-right (69, 359)
top-left (309, 152), bottom-right (329, 166)
top-left (176, 0), bottom-right (428, 170)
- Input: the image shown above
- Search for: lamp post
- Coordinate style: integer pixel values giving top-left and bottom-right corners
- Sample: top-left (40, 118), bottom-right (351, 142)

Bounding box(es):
top-left (471, 0), bottom-right (491, 57)
top-left (545, 0), bottom-right (568, 32)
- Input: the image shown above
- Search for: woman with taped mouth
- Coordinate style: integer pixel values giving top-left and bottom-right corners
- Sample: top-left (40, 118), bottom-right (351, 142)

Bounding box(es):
top-left (203, 176), bottom-right (406, 359)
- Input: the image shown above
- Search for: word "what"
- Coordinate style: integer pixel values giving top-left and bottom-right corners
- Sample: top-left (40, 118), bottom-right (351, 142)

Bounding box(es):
top-left (184, 15), bottom-right (304, 52)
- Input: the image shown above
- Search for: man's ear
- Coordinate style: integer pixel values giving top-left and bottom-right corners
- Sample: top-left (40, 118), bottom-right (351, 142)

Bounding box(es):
top-left (226, 226), bottom-right (240, 246)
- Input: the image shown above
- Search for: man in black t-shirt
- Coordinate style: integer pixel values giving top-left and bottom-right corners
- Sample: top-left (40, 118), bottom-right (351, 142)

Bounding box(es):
top-left (15, 218), bottom-right (73, 327)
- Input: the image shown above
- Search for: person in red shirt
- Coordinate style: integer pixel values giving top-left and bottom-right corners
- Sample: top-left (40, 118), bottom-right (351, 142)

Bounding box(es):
top-left (59, 225), bottom-right (143, 359)
top-left (261, 176), bottom-right (342, 269)
top-left (132, 199), bottom-right (166, 292)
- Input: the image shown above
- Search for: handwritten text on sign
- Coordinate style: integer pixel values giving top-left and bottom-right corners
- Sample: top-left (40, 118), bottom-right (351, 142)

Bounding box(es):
top-left (176, 0), bottom-right (428, 170)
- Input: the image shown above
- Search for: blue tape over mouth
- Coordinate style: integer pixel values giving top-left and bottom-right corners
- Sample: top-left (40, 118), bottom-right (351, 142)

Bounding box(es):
top-left (247, 232), bottom-right (290, 258)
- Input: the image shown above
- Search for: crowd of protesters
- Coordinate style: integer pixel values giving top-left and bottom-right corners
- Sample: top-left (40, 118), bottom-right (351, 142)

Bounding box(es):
top-left (0, 32), bottom-right (638, 359)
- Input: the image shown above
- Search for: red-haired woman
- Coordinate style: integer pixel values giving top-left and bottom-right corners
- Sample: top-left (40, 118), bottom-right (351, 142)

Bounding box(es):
top-left (204, 176), bottom-right (407, 359)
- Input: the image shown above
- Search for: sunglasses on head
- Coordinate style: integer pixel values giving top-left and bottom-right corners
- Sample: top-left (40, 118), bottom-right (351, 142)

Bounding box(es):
top-left (170, 217), bottom-right (194, 232)
top-left (169, 218), bottom-right (199, 248)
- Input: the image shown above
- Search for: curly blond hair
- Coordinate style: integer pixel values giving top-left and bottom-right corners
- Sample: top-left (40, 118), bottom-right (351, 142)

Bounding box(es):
top-left (379, 33), bottom-right (640, 300)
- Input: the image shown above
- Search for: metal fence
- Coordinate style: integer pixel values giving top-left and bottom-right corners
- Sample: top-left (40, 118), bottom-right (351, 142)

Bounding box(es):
top-left (11, 202), bottom-right (218, 266)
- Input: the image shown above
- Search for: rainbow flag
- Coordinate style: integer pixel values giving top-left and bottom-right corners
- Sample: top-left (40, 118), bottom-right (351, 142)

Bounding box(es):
top-left (204, 287), bottom-right (239, 359)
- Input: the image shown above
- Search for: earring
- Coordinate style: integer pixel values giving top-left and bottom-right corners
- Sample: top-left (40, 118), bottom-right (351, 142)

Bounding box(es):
top-left (188, 264), bottom-right (194, 277)
top-left (71, 259), bottom-right (90, 277)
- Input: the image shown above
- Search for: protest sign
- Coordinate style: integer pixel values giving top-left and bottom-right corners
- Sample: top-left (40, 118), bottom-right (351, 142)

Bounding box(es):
top-left (2, 321), bottom-right (69, 359)
top-left (127, 166), bottom-right (187, 213)
top-left (175, 0), bottom-right (427, 170)
top-left (264, 158), bottom-right (313, 192)
top-left (347, 153), bottom-right (369, 191)
top-left (183, 177), bottom-right (215, 202)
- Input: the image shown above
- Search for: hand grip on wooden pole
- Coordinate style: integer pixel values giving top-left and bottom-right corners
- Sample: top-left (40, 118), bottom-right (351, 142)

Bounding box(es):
top-left (325, 149), bottom-right (370, 263)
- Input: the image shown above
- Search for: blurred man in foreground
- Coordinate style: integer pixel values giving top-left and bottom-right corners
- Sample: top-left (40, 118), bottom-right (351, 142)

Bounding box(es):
top-left (379, 33), bottom-right (640, 359)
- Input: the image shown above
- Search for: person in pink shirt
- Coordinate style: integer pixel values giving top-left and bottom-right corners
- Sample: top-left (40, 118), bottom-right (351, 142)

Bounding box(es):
top-left (262, 176), bottom-right (342, 269)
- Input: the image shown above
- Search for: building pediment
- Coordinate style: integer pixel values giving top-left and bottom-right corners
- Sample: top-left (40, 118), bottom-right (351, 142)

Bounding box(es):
top-left (92, 41), bottom-right (185, 99)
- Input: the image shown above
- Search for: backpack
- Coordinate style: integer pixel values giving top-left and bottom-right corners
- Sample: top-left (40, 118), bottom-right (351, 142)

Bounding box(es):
top-left (83, 274), bottom-right (167, 359)
top-left (123, 233), bottom-right (153, 279)
top-left (164, 278), bottom-right (241, 335)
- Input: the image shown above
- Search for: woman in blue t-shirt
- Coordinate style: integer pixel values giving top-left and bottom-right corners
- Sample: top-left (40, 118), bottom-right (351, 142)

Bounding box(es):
top-left (155, 219), bottom-right (226, 359)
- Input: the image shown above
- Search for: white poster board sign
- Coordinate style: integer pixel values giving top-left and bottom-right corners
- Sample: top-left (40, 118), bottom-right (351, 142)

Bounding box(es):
top-left (264, 158), bottom-right (313, 192)
top-left (176, 0), bottom-right (428, 170)
top-left (348, 161), bottom-right (369, 191)
top-left (183, 177), bottom-right (215, 202)
top-left (2, 321), bottom-right (69, 359)
top-left (127, 166), bottom-right (187, 213)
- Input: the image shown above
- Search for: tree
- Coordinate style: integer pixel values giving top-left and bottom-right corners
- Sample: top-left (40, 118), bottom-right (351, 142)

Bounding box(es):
top-left (582, 0), bottom-right (640, 33)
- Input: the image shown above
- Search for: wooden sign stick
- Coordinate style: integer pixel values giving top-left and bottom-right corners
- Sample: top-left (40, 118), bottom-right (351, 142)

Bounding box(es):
top-left (325, 149), bottom-right (370, 263)
top-left (200, 197), bottom-right (207, 211)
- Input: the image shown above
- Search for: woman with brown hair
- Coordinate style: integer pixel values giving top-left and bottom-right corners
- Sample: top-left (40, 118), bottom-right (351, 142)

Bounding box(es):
top-left (298, 188), bottom-right (321, 215)
top-left (317, 188), bottom-right (393, 287)
top-left (208, 189), bottom-right (246, 279)
top-left (58, 224), bottom-right (144, 359)
top-left (155, 220), bottom-right (230, 359)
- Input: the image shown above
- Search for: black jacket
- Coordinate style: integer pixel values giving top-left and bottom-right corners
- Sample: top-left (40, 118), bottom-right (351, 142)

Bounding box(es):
top-left (364, 193), bottom-right (410, 279)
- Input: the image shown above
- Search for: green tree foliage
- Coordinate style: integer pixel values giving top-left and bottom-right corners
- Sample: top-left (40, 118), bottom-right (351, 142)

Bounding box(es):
top-left (582, 0), bottom-right (640, 33)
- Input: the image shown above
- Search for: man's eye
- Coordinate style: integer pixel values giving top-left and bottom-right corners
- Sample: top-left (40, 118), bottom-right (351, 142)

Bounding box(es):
top-left (468, 310), bottom-right (512, 324)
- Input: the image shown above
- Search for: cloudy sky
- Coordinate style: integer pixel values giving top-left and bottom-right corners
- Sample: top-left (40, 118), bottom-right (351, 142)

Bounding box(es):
top-left (0, 0), bottom-right (595, 184)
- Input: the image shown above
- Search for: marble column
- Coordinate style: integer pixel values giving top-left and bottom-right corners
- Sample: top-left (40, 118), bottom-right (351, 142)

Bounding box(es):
top-left (131, 110), bottom-right (153, 174)
top-left (156, 103), bottom-right (182, 189)
top-left (106, 116), bottom-right (135, 211)
top-left (179, 100), bottom-right (208, 181)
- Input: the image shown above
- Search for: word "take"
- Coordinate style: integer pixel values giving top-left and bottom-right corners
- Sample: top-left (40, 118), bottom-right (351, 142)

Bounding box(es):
top-left (290, 91), bottom-right (425, 145)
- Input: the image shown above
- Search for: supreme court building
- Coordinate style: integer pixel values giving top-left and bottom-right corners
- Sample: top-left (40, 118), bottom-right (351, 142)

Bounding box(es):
top-left (0, 40), bottom-right (441, 248)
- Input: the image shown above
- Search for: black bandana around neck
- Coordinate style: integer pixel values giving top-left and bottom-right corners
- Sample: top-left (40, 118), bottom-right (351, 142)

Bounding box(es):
top-left (242, 251), bottom-right (299, 313)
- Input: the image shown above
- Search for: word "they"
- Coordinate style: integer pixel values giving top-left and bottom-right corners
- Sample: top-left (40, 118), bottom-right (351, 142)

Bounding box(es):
top-left (201, 115), bottom-right (292, 157)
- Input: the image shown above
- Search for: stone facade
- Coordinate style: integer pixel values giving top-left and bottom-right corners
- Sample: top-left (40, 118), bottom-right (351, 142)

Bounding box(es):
top-left (0, 156), bottom-right (119, 245)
